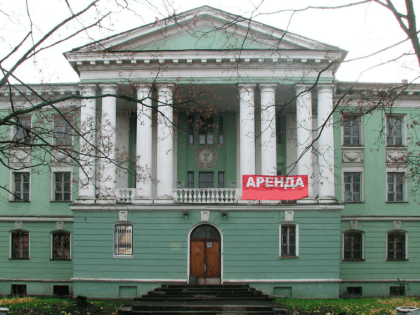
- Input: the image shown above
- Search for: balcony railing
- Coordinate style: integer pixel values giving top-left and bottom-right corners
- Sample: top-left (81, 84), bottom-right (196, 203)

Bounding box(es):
top-left (115, 188), bottom-right (238, 203)
top-left (174, 188), bottom-right (237, 203)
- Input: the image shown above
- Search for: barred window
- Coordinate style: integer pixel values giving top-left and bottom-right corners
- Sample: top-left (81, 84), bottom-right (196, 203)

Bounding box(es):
top-left (343, 231), bottom-right (363, 260)
top-left (387, 172), bottom-right (405, 202)
top-left (11, 231), bottom-right (29, 259)
top-left (281, 225), bottom-right (297, 257)
top-left (343, 116), bottom-right (361, 146)
top-left (54, 172), bottom-right (71, 201)
top-left (52, 232), bottom-right (71, 260)
top-left (13, 172), bottom-right (30, 201)
top-left (114, 224), bottom-right (133, 255)
top-left (54, 116), bottom-right (73, 146)
top-left (387, 231), bottom-right (406, 260)
top-left (386, 116), bottom-right (403, 146)
top-left (344, 172), bottom-right (362, 202)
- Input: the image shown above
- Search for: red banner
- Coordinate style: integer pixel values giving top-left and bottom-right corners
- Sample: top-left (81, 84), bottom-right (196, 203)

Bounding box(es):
top-left (242, 175), bottom-right (308, 200)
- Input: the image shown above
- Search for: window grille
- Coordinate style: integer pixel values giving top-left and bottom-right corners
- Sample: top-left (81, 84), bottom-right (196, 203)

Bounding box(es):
top-left (14, 172), bottom-right (30, 201)
top-left (344, 231), bottom-right (363, 260)
top-left (198, 116), bottom-right (214, 145)
top-left (281, 225), bottom-right (296, 257)
top-left (11, 231), bottom-right (29, 259)
top-left (114, 224), bottom-right (133, 255)
top-left (52, 232), bottom-right (71, 260)
top-left (199, 172), bottom-right (214, 188)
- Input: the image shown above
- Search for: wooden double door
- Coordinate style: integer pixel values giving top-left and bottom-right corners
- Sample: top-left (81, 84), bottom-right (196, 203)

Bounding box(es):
top-left (190, 225), bottom-right (221, 284)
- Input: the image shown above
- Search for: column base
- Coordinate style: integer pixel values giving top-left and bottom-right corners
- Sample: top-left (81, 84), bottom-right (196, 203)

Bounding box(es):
top-left (297, 197), bottom-right (317, 204)
top-left (318, 196), bottom-right (337, 204)
top-left (238, 199), bottom-right (258, 205)
top-left (154, 195), bottom-right (175, 204)
top-left (132, 197), bottom-right (154, 204)
top-left (96, 197), bottom-right (117, 205)
top-left (74, 196), bottom-right (96, 205)
top-left (259, 200), bottom-right (282, 205)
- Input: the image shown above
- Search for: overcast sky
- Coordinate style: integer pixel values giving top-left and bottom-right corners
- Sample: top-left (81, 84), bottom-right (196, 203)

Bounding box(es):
top-left (1, 0), bottom-right (419, 84)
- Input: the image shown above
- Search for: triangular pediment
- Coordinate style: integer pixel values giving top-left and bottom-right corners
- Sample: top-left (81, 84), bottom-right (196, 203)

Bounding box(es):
top-left (71, 6), bottom-right (343, 53)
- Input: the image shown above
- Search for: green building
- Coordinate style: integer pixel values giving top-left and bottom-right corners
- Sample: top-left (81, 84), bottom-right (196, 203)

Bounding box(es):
top-left (0, 6), bottom-right (419, 299)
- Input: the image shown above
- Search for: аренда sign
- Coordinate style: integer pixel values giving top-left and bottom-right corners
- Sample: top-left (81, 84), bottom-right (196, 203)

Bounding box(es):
top-left (242, 175), bottom-right (308, 200)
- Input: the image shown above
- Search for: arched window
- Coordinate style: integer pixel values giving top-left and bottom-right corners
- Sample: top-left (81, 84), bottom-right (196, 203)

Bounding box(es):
top-left (343, 230), bottom-right (364, 261)
top-left (51, 231), bottom-right (71, 260)
top-left (10, 230), bottom-right (29, 259)
top-left (114, 224), bottom-right (133, 255)
top-left (191, 225), bottom-right (220, 240)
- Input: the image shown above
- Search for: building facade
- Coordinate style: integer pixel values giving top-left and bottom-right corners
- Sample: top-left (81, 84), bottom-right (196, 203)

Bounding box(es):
top-left (0, 6), bottom-right (419, 299)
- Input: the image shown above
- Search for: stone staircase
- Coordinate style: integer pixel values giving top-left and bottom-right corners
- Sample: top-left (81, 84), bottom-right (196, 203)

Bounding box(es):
top-left (118, 284), bottom-right (287, 314)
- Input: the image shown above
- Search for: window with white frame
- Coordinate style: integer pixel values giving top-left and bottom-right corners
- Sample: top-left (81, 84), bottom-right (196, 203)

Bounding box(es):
top-left (14, 117), bottom-right (31, 145)
top-left (343, 116), bottom-right (362, 146)
top-left (12, 172), bottom-right (30, 201)
top-left (343, 231), bottom-right (364, 261)
top-left (53, 172), bottom-right (72, 201)
top-left (53, 116), bottom-right (73, 146)
top-left (51, 231), bottom-right (71, 260)
top-left (387, 172), bottom-right (406, 202)
top-left (280, 224), bottom-right (299, 258)
top-left (198, 116), bottom-right (214, 145)
top-left (387, 231), bottom-right (407, 260)
top-left (344, 172), bottom-right (362, 202)
top-left (114, 224), bottom-right (133, 255)
top-left (10, 230), bottom-right (29, 259)
top-left (386, 116), bottom-right (404, 146)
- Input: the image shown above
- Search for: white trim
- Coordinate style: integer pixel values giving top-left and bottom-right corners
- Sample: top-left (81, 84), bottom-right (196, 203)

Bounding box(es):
top-left (0, 217), bottom-right (73, 222)
top-left (113, 223), bottom-right (133, 257)
top-left (341, 279), bottom-right (420, 283)
top-left (52, 115), bottom-right (74, 147)
top-left (70, 205), bottom-right (345, 211)
top-left (386, 170), bottom-right (408, 203)
top-left (341, 114), bottom-right (363, 146)
top-left (0, 278), bottom-right (72, 283)
top-left (71, 278), bottom-right (187, 283)
top-left (279, 223), bottom-right (299, 258)
top-left (386, 114), bottom-right (407, 147)
top-left (187, 222), bottom-right (223, 284)
top-left (50, 167), bottom-right (73, 202)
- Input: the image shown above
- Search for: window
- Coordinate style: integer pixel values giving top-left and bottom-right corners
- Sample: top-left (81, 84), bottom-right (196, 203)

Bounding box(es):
top-left (52, 231), bottom-right (71, 260)
top-left (344, 172), bottom-right (362, 202)
top-left (343, 231), bottom-right (364, 260)
top-left (11, 230), bottom-right (29, 259)
top-left (387, 231), bottom-right (407, 260)
top-left (198, 116), bottom-right (214, 145)
top-left (114, 224), bottom-right (133, 256)
top-left (390, 286), bottom-right (405, 296)
top-left (199, 172), bottom-right (213, 188)
top-left (276, 113), bottom-right (286, 144)
top-left (53, 116), bottom-right (73, 146)
top-left (387, 172), bottom-right (405, 202)
top-left (218, 116), bottom-right (224, 144)
top-left (218, 172), bottom-right (225, 188)
top-left (13, 172), bottom-right (30, 201)
top-left (54, 172), bottom-right (71, 201)
top-left (343, 116), bottom-right (362, 146)
top-left (280, 224), bottom-right (298, 258)
top-left (14, 117), bottom-right (31, 145)
top-left (386, 116), bottom-right (403, 146)
top-left (188, 115), bottom-right (194, 145)
top-left (11, 284), bottom-right (27, 297)
top-left (347, 287), bottom-right (362, 297)
top-left (187, 172), bottom-right (194, 188)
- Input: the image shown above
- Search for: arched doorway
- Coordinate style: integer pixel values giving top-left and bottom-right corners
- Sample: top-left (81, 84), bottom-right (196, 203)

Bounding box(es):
top-left (190, 224), bottom-right (221, 284)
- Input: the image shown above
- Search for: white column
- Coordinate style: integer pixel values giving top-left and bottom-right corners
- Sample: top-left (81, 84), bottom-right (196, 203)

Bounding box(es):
top-left (77, 84), bottom-right (97, 203)
top-left (239, 84), bottom-right (256, 198)
top-left (98, 84), bottom-right (118, 202)
top-left (317, 85), bottom-right (336, 203)
top-left (260, 84), bottom-right (277, 176)
top-left (134, 84), bottom-right (153, 201)
top-left (156, 84), bottom-right (174, 201)
top-left (296, 85), bottom-right (315, 202)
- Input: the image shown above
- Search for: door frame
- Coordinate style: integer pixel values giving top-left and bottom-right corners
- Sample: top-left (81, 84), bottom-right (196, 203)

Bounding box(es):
top-left (187, 222), bottom-right (223, 284)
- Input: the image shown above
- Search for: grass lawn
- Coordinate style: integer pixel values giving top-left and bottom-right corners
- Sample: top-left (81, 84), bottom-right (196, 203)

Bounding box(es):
top-left (0, 296), bottom-right (419, 314)
top-left (277, 296), bottom-right (420, 314)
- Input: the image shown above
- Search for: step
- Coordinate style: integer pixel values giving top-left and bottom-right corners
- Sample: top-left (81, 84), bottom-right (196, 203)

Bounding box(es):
top-left (164, 284), bottom-right (249, 289)
top-left (136, 296), bottom-right (275, 301)
top-left (131, 305), bottom-right (275, 311)
top-left (128, 311), bottom-right (275, 315)
top-left (146, 291), bottom-right (263, 296)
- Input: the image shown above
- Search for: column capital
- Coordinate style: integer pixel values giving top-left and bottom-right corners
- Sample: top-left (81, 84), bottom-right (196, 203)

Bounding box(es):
top-left (295, 84), bottom-right (312, 94)
top-left (99, 84), bottom-right (118, 95)
top-left (78, 84), bottom-right (97, 96)
top-left (238, 84), bottom-right (256, 92)
top-left (259, 83), bottom-right (277, 93)
top-left (317, 84), bottom-right (335, 93)
top-left (156, 83), bottom-right (175, 92)
top-left (136, 83), bottom-right (153, 92)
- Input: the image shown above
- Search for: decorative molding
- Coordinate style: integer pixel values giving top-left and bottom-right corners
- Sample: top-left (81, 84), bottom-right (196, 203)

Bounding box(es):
top-left (225, 279), bottom-right (341, 283)
top-left (0, 278), bottom-right (72, 283)
top-left (386, 148), bottom-right (408, 166)
top-left (71, 278), bottom-right (187, 283)
top-left (15, 221), bottom-right (22, 230)
top-left (342, 149), bottom-right (363, 163)
top-left (119, 211), bottom-right (128, 222)
top-left (349, 220), bottom-right (358, 230)
top-left (285, 211), bottom-right (294, 222)
top-left (194, 147), bottom-right (219, 169)
top-left (342, 216), bottom-right (420, 222)
top-left (394, 221), bottom-right (402, 230)
top-left (0, 216), bottom-right (73, 222)
top-left (201, 211), bottom-right (210, 222)
top-left (56, 221), bottom-right (64, 230)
